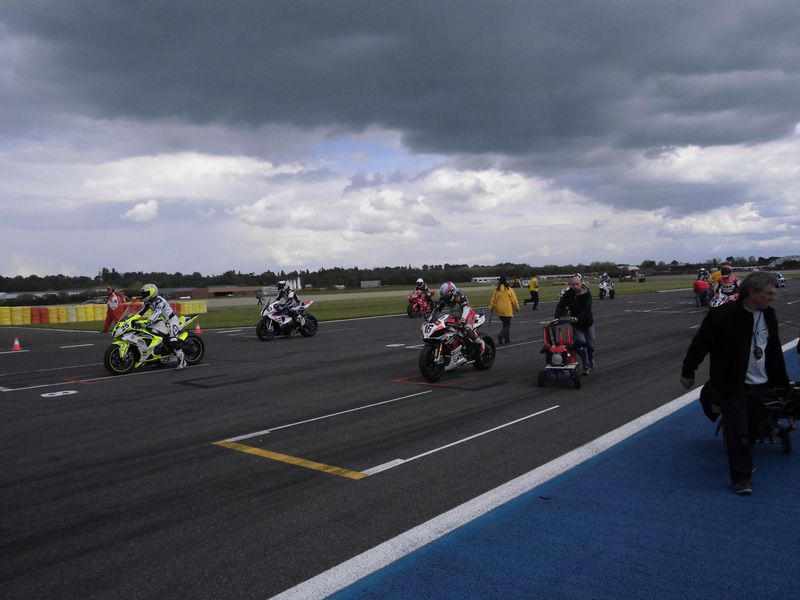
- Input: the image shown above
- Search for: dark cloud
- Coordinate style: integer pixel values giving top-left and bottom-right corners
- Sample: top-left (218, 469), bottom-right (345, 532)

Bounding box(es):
top-left (4, 1), bottom-right (798, 150)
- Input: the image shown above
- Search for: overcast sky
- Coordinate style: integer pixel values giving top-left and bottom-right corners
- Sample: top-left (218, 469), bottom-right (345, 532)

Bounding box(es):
top-left (1, 1), bottom-right (799, 277)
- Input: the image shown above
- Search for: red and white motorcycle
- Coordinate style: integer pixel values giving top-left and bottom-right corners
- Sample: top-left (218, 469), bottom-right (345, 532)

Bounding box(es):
top-left (418, 309), bottom-right (496, 381)
top-left (256, 299), bottom-right (319, 341)
top-left (407, 289), bottom-right (433, 318)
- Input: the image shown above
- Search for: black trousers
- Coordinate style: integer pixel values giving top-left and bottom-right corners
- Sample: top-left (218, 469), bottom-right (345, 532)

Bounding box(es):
top-left (498, 316), bottom-right (512, 344)
top-left (529, 291), bottom-right (539, 309)
top-left (720, 384), bottom-right (766, 484)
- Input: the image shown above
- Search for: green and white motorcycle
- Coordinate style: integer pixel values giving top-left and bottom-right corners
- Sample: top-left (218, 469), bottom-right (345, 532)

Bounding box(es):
top-left (103, 306), bottom-right (205, 375)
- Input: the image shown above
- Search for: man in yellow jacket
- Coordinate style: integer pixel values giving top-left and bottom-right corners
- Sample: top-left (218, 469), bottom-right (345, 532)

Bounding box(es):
top-left (489, 276), bottom-right (520, 345)
top-left (524, 275), bottom-right (540, 310)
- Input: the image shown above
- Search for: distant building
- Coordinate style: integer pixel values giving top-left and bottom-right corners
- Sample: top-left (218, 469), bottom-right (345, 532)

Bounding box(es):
top-left (360, 280), bottom-right (381, 288)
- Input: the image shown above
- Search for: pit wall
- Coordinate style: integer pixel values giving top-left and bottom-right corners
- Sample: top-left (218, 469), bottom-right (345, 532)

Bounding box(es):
top-left (0, 301), bottom-right (207, 326)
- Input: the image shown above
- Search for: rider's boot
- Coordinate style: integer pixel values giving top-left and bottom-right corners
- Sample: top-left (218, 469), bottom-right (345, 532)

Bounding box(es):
top-left (445, 346), bottom-right (466, 371)
top-left (175, 349), bottom-right (187, 371)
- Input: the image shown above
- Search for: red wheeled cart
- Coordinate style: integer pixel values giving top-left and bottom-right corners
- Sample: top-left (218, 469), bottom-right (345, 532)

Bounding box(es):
top-left (538, 317), bottom-right (581, 389)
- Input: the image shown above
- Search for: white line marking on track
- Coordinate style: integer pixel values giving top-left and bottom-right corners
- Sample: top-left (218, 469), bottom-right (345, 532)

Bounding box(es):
top-left (0, 363), bottom-right (210, 392)
top-left (60, 344), bottom-right (95, 349)
top-left (0, 349), bottom-right (31, 355)
top-left (361, 405), bottom-right (560, 476)
top-left (0, 363), bottom-right (102, 377)
top-left (224, 390), bottom-right (433, 442)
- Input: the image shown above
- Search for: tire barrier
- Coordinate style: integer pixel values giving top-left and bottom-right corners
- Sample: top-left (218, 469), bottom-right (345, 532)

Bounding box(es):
top-left (0, 300), bottom-right (207, 326)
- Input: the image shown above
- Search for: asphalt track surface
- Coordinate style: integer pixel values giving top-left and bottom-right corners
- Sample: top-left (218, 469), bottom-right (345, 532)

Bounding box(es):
top-left (2, 284), bottom-right (799, 599)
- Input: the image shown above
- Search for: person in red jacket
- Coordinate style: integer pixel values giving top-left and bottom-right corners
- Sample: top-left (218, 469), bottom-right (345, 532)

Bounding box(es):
top-left (101, 286), bottom-right (127, 333)
top-left (693, 275), bottom-right (710, 307)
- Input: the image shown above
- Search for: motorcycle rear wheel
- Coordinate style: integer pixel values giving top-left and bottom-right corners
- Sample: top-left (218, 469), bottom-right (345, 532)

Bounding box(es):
top-left (299, 315), bottom-right (319, 337)
top-left (256, 318), bottom-right (275, 341)
top-left (419, 344), bottom-right (445, 381)
top-left (103, 344), bottom-right (136, 375)
top-left (473, 336), bottom-right (496, 370)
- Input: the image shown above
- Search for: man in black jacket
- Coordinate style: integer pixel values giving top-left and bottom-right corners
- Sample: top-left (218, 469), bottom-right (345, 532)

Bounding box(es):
top-left (681, 271), bottom-right (789, 495)
top-left (554, 274), bottom-right (595, 375)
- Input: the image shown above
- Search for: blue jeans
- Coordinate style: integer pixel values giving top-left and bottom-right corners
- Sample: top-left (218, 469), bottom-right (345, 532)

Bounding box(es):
top-left (572, 325), bottom-right (596, 370)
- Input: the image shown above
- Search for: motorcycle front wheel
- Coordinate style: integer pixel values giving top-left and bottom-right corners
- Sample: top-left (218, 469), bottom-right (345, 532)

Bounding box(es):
top-left (183, 334), bottom-right (205, 365)
top-left (103, 344), bottom-right (136, 375)
top-left (299, 315), bottom-right (319, 337)
top-left (256, 318), bottom-right (275, 341)
top-left (419, 343), bottom-right (445, 381)
top-left (407, 304), bottom-right (416, 318)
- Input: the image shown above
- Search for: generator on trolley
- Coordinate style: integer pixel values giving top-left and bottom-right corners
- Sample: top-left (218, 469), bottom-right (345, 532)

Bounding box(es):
top-left (538, 317), bottom-right (582, 389)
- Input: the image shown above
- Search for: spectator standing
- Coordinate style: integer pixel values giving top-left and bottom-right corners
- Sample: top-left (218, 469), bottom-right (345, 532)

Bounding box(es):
top-left (101, 286), bottom-right (127, 333)
top-left (489, 276), bottom-right (520, 345)
top-left (680, 271), bottom-right (789, 495)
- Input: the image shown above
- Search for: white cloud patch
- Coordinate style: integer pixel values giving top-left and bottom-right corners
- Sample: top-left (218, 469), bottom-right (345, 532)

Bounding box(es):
top-left (121, 199), bottom-right (159, 222)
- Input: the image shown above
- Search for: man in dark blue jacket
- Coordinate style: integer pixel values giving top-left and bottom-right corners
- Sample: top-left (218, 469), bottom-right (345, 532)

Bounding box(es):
top-left (681, 271), bottom-right (789, 495)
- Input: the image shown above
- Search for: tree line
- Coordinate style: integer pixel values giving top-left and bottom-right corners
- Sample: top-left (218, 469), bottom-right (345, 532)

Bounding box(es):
top-left (2, 256), bottom-right (794, 305)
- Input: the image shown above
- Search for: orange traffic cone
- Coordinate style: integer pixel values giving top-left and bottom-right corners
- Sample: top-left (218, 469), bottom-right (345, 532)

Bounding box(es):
top-left (194, 324), bottom-right (202, 334)
top-left (11, 337), bottom-right (22, 351)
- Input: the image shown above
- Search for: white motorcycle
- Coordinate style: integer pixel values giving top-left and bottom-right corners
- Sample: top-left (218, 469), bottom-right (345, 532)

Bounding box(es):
top-left (598, 280), bottom-right (615, 299)
top-left (418, 309), bottom-right (496, 381)
top-left (708, 291), bottom-right (739, 309)
top-left (256, 299), bottom-right (319, 341)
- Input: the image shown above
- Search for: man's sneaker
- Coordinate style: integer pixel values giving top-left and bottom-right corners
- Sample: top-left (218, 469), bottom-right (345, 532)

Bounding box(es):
top-left (175, 351), bottom-right (187, 371)
top-left (731, 481), bottom-right (752, 495)
top-left (582, 368), bottom-right (591, 376)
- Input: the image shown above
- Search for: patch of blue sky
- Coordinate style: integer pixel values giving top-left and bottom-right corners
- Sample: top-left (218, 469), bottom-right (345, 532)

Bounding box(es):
top-left (312, 135), bottom-right (440, 175)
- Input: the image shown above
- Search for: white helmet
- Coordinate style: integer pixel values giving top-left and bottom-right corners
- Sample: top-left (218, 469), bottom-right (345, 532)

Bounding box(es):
top-left (439, 281), bottom-right (458, 301)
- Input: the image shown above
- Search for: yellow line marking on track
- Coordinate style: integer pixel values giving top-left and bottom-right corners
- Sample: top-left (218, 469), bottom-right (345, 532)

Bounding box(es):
top-left (213, 440), bottom-right (367, 480)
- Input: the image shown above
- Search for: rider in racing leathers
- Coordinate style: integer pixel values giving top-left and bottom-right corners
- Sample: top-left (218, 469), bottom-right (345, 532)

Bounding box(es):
top-left (433, 282), bottom-right (485, 355)
top-left (415, 277), bottom-right (434, 306)
top-left (713, 264), bottom-right (740, 300)
top-left (137, 283), bottom-right (187, 370)
top-left (275, 280), bottom-right (303, 323)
